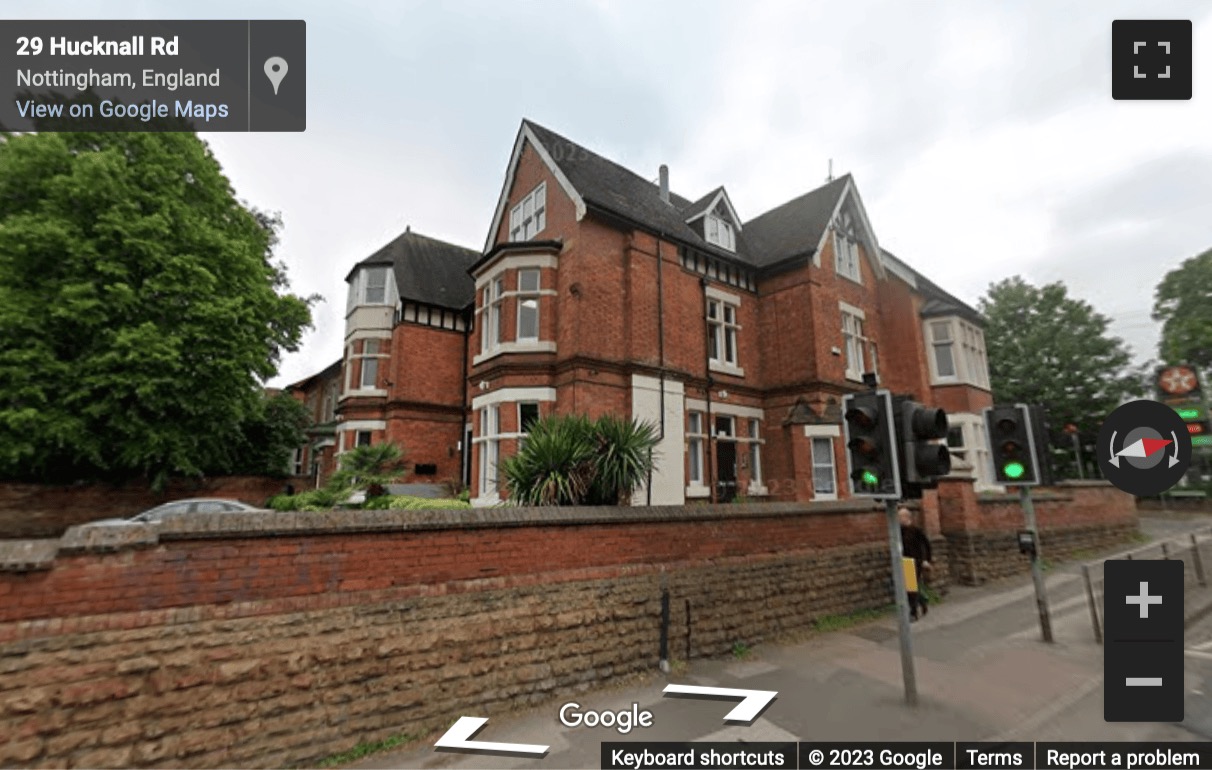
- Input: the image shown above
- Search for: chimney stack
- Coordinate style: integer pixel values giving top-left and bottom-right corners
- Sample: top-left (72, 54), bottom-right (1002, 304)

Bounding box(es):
top-left (659, 164), bottom-right (669, 203)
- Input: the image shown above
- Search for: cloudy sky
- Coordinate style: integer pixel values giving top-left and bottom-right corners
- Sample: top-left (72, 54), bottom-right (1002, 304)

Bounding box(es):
top-left (17, 0), bottom-right (1212, 386)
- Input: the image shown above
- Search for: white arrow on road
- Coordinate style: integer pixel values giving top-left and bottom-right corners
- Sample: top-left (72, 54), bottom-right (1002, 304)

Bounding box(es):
top-left (662, 684), bottom-right (778, 723)
top-left (433, 716), bottom-right (549, 756)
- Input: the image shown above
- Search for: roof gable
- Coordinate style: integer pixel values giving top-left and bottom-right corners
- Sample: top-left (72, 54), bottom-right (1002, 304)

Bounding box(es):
top-left (683, 186), bottom-right (741, 229)
top-left (484, 122), bottom-right (587, 252)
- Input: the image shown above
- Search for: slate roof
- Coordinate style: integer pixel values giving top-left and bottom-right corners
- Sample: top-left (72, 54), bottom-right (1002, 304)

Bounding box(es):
top-left (345, 229), bottom-right (481, 311)
top-left (741, 175), bottom-right (851, 268)
top-left (285, 358), bottom-right (341, 392)
top-left (523, 121), bottom-right (751, 266)
top-left (680, 186), bottom-right (725, 221)
top-left (520, 119), bottom-right (983, 319)
top-left (882, 249), bottom-right (983, 324)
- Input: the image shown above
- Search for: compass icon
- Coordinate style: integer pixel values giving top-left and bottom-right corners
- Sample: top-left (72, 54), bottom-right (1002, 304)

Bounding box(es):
top-left (1099, 400), bottom-right (1192, 496)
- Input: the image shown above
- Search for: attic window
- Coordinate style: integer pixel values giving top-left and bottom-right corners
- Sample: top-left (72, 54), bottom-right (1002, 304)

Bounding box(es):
top-left (834, 211), bottom-right (860, 283)
top-left (509, 182), bottom-right (547, 241)
top-left (706, 213), bottom-right (735, 251)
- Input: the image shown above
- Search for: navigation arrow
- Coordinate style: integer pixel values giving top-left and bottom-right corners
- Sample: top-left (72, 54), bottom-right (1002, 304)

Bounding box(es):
top-left (433, 716), bottom-right (549, 757)
top-left (662, 684), bottom-right (778, 723)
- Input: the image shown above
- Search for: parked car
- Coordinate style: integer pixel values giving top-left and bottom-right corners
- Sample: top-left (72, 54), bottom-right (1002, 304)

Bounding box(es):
top-left (83, 498), bottom-right (270, 527)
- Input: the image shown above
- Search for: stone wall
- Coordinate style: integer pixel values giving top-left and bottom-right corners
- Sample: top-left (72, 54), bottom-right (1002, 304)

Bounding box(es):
top-left (0, 486), bottom-right (1126, 768)
top-left (0, 502), bottom-right (912, 768)
top-left (937, 480), bottom-right (1139, 585)
top-left (0, 477), bottom-right (304, 540)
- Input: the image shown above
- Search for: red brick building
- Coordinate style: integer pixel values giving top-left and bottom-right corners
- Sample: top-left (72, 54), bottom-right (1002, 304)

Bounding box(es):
top-left (292, 119), bottom-right (995, 503)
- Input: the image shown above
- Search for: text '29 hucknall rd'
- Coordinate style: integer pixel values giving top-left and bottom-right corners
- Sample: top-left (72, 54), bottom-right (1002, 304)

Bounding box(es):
top-left (2, 20), bottom-right (306, 131)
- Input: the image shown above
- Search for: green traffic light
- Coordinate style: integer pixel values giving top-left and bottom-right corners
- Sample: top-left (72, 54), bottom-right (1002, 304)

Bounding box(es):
top-left (861, 470), bottom-right (879, 486)
top-left (1003, 461), bottom-right (1026, 480)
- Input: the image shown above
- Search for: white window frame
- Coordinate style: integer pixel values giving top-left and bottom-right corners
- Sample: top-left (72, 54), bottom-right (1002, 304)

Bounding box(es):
top-left (686, 411), bottom-right (707, 496)
top-left (834, 210), bottom-right (861, 283)
top-left (355, 430), bottom-right (373, 447)
top-left (480, 277), bottom-right (505, 355)
top-left (810, 436), bottom-right (838, 501)
top-left (517, 401), bottom-right (539, 450)
top-left (746, 419), bottom-right (766, 496)
top-left (516, 268), bottom-right (541, 342)
top-left (706, 213), bottom-right (736, 251)
top-left (364, 266), bottom-right (388, 304)
top-left (840, 303), bottom-right (871, 382)
top-left (509, 182), bottom-right (547, 241)
top-left (707, 292), bottom-right (742, 375)
top-left (345, 334), bottom-right (390, 396)
top-left (478, 405), bottom-right (501, 499)
top-left (946, 413), bottom-right (997, 491)
top-left (358, 338), bottom-right (381, 389)
top-left (926, 317), bottom-right (990, 389)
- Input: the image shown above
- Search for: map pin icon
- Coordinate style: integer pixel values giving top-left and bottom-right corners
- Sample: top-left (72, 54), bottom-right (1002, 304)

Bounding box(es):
top-left (264, 57), bottom-right (288, 95)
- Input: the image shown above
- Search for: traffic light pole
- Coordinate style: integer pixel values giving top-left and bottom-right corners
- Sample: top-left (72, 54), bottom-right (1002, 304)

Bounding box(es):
top-left (885, 498), bottom-right (918, 706)
top-left (1019, 485), bottom-right (1054, 643)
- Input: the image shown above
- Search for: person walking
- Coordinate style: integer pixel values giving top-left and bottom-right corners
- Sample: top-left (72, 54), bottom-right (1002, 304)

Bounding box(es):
top-left (898, 506), bottom-right (932, 620)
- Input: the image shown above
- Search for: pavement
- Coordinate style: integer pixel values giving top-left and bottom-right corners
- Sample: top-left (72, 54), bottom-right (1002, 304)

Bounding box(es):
top-left (348, 513), bottom-right (1212, 770)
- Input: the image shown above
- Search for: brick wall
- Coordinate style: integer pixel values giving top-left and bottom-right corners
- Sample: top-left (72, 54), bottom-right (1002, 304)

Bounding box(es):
top-left (0, 500), bottom-right (923, 768)
top-left (940, 480), bottom-right (1139, 585)
top-left (0, 477), bottom-right (302, 540)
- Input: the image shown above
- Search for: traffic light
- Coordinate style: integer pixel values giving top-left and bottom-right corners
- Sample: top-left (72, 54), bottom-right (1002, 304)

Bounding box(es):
top-left (842, 389), bottom-right (900, 499)
top-left (984, 404), bottom-right (1040, 485)
top-left (1027, 404), bottom-right (1055, 485)
top-left (895, 397), bottom-right (951, 498)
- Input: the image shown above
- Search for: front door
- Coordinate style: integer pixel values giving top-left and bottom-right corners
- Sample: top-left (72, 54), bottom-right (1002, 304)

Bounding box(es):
top-left (716, 440), bottom-right (737, 502)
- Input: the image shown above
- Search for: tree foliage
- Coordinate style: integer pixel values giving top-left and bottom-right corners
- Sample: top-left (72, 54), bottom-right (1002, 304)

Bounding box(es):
top-left (0, 132), bottom-right (313, 486)
top-left (222, 392), bottom-right (311, 477)
top-left (1154, 247), bottom-right (1212, 370)
top-left (501, 414), bottom-right (659, 506)
top-left (978, 276), bottom-right (1144, 478)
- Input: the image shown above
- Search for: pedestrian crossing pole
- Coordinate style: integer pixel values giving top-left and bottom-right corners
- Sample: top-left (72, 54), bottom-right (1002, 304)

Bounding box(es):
top-left (1020, 485), bottom-right (1054, 643)
top-left (886, 498), bottom-right (918, 706)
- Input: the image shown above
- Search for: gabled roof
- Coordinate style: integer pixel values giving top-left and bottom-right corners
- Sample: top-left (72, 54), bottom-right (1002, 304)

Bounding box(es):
top-left (511, 121), bottom-right (749, 265)
top-left (285, 358), bottom-right (341, 392)
top-left (345, 229), bottom-right (480, 311)
top-left (682, 186), bottom-right (741, 227)
top-left (741, 175), bottom-right (850, 268)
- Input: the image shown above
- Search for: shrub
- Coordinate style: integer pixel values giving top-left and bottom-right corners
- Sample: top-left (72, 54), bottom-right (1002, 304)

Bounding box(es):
top-left (501, 414), bottom-right (659, 506)
top-left (385, 495), bottom-right (471, 510)
top-left (266, 488), bottom-right (342, 511)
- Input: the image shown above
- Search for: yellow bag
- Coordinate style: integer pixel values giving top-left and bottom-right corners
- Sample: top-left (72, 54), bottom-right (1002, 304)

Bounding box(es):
top-left (902, 557), bottom-right (918, 592)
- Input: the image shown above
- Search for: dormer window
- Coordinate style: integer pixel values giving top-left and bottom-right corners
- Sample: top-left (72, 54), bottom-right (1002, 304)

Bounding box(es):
top-left (509, 182), bottom-right (546, 241)
top-left (706, 213), bottom-right (735, 251)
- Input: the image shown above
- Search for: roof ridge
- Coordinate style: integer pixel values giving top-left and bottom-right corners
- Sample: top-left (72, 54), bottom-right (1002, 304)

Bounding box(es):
top-left (744, 173), bottom-right (850, 226)
top-left (523, 118), bottom-right (691, 203)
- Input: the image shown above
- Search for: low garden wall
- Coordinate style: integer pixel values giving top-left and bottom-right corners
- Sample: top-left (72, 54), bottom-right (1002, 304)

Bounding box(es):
top-left (0, 483), bottom-right (1135, 768)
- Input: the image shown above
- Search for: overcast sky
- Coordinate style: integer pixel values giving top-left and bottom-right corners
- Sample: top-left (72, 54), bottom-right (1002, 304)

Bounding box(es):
top-left (17, 0), bottom-right (1212, 387)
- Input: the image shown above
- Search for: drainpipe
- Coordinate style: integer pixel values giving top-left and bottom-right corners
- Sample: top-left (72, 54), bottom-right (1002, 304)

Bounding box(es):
top-left (647, 233), bottom-right (668, 506)
top-left (701, 276), bottom-right (715, 503)
top-left (460, 306), bottom-right (471, 490)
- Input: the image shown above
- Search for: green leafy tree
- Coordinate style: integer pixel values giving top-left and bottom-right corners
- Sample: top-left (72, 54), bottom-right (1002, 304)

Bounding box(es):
top-left (1154, 247), bottom-right (1212, 371)
top-left (979, 276), bottom-right (1144, 479)
top-left (329, 443), bottom-right (410, 499)
top-left (0, 132), bottom-right (313, 487)
top-left (501, 414), bottom-right (659, 506)
top-left (221, 391), bottom-right (310, 477)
